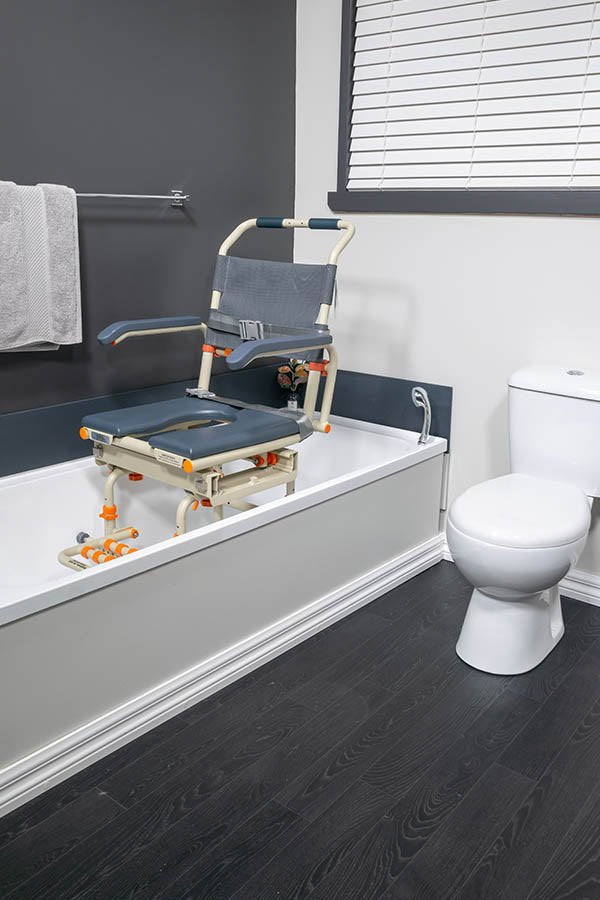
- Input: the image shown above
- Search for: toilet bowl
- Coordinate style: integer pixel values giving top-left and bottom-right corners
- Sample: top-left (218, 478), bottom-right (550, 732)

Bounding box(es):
top-left (447, 473), bottom-right (590, 675)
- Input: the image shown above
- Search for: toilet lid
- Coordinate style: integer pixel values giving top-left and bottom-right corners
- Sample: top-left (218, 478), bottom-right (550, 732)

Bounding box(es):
top-left (448, 474), bottom-right (591, 549)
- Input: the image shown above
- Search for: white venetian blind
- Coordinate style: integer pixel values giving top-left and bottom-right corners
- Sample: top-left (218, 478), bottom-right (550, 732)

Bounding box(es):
top-left (349, 0), bottom-right (600, 190)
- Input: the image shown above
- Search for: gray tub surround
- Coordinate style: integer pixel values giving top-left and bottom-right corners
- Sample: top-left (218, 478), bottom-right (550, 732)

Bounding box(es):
top-left (0, 182), bottom-right (81, 352)
top-left (0, 367), bottom-right (452, 477)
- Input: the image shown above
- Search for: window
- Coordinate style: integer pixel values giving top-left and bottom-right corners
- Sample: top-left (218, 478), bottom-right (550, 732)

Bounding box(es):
top-left (328, 0), bottom-right (600, 215)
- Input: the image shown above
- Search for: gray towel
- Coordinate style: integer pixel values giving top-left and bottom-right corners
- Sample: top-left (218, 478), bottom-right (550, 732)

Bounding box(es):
top-left (0, 182), bottom-right (28, 348)
top-left (0, 181), bottom-right (82, 351)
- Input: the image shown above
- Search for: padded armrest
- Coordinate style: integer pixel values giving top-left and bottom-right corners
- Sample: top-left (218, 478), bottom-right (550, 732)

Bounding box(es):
top-left (98, 317), bottom-right (205, 345)
top-left (226, 332), bottom-right (332, 371)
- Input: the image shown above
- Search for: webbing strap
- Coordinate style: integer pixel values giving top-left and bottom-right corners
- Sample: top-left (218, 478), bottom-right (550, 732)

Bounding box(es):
top-left (208, 309), bottom-right (328, 341)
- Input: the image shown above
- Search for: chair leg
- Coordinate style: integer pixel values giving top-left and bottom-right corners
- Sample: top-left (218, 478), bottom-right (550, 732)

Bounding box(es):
top-left (174, 494), bottom-right (198, 537)
top-left (100, 467), bottom-right (126, 536)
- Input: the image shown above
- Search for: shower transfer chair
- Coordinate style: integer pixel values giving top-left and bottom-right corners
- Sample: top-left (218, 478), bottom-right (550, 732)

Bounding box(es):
top-left (59, 217), bottom-right (354, 571)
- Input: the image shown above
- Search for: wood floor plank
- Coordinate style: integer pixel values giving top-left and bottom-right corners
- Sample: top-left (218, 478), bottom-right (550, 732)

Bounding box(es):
top-left (367, 606), bottom-right (467, 695)
top-left (289, 604), bottom-right (464, 715)
top-left (277, 647), bottom-right (474, 822)
top-left (304, 690), bottom-right (538, 900)
top-left (182, 610), bottom-right (385, 727)
top-left (361, 669), bottom-right (512, 800)
top-left (228, 780), bottom-right (393, 900)
top-left (99, 698), bottom-right (313, 808)
top-left (5, 680), bottom-right (390, 900)
top-left (82, 800), bottom-right (306, 900)
top-left (509, 598), bottom-right (600, 703)
top-left (526, 787), bottom-right (600, 900)
top-left (455, 689), bottom-right (600, 900)
top-left (154, 801), bottom-right (305, 900)
top-left (381, 763), bottom-right (532, 900)
top-left (368, 562), bottom-right (467, 622)
top-left (0, 790), bottom-right (122, 898)
top-left (500, 639), bottom-right (600, 781)
top-left (0, 714), bottom-right (189, 852)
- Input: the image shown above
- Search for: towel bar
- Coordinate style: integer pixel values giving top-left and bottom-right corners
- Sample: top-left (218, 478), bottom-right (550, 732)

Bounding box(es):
top-left (76, 188), bottom-right (190, 208)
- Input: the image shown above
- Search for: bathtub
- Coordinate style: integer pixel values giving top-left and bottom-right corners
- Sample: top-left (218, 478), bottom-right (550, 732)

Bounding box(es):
top-left (0, 416), bottom-right (447, 815)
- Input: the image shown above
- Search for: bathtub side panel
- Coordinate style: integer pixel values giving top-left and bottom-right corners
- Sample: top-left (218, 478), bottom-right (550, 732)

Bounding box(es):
top-left (0, 455), bottom-right (444, 784)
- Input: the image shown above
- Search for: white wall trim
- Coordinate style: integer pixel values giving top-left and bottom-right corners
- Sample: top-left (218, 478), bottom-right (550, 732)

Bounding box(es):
top-left (0, 533), bottom-right (445, 818)
top-left (441, 536), bottom-right (453, 562)
top-left (560, 567), bottom-right (600, 607)
top-left (441, 537), bottom-right (600, 607)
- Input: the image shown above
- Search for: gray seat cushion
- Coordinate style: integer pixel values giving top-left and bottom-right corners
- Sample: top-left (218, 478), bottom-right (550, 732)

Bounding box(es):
top-left (82, 397), bottom-right (299, 460)
top-left (148, 407), bottom-right (298, 459)
top-left (82, 398), bottom-right (237, 438)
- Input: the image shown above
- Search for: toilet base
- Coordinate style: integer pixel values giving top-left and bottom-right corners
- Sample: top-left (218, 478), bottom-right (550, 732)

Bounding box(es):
top-left (456, 585), bottom-right (564, 675)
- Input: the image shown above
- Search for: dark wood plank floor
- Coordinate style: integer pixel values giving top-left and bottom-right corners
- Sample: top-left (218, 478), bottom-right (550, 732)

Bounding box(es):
top-left (3, 561), bottom-right (600, 900)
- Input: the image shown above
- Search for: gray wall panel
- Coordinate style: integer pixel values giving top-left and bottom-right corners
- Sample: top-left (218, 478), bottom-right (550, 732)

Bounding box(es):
top-left (0, 0), bottom-right (296, 413)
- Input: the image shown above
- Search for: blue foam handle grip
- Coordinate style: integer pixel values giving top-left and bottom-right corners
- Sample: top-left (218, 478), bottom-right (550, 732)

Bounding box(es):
top-left (308, 218), bottom-right (340, 230)
top-left (256, 217), bottom-right (285, 228)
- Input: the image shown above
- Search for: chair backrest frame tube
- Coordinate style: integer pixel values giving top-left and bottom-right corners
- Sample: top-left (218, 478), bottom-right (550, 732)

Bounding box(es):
top-left (198, 218), bottom-right (354, 430)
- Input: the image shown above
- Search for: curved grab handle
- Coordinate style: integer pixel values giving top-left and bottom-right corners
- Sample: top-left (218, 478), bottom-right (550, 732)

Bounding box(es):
top-left (220, 217), bottom-right (355, 264)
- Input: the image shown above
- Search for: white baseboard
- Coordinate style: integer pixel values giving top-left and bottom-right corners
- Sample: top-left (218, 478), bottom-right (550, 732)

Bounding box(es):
top-left (560, 568), bottom-right (600, 607)
top-left (0, 533), bottom-right (445, 818)
top-left (440, 537), bottom-right (600, 608)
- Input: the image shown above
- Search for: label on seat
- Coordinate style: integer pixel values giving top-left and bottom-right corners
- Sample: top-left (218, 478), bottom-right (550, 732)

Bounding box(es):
top-left (154, 449), bottom-right (186, 468)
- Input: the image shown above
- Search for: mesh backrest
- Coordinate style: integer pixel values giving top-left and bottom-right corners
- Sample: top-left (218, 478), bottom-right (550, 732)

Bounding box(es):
top-left (206, 255), bottom-right (337, 349)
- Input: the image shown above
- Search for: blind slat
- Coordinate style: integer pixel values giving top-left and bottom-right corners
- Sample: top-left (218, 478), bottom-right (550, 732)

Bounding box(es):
top-left (347, 2), bottom-right (600, 192)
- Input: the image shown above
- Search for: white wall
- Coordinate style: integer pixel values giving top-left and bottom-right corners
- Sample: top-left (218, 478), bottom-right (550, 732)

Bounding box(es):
top-left (295, 0), bottom-right (600, 576)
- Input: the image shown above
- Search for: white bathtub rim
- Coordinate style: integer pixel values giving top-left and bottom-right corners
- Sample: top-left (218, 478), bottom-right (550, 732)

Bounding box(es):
top-left (0, 416), bottom-right (446, 627)
top-left (0, 531), bottom-right (445, 818)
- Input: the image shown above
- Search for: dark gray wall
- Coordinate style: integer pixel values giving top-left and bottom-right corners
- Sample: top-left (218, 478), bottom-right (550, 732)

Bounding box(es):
top-left (0, 0), bottom-right (296, 414)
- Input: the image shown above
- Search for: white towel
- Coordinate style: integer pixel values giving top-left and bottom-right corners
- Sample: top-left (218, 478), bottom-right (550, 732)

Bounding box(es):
top-left (0, 181), bottom-right (82, 351)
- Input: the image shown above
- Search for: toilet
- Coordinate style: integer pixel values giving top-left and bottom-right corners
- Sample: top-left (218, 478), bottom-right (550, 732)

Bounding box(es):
top-left (447, 365), bottom-right (599, 675)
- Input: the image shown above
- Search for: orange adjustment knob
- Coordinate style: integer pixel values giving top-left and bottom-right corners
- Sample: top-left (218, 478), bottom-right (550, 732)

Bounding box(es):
top-left (183, 459), bottom-right (194, 473)
top-left (324, 424), bottom-right (331, 434)
top-left (201, 498), bottom-right (212, 507)
top-left (99, 504), bottom-right (118, 521)
top-left (191, 500), bottom-right (199, 511)
top-left (253, 455), bottom-right (265, 467)
top-left (128, 473), bottom-right (143, 481)
top-left (79, 427), bottom-right (88, 440)
top-left (267, 452), bottom-right (278, 466)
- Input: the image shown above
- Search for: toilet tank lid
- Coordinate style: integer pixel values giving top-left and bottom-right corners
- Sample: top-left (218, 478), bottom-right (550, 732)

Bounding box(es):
top-left (509, 365), bottom-right (600, 402)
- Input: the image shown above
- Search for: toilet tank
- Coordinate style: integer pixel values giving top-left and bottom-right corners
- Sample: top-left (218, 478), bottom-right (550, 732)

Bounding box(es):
top-left (509, 365), bottom-right (600, 497)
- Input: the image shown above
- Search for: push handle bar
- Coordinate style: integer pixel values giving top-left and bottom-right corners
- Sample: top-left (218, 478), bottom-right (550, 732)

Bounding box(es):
top-left (219, 217), bottom-right (355, 265)
top-left (256, 217), bottom-right (341, 230)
